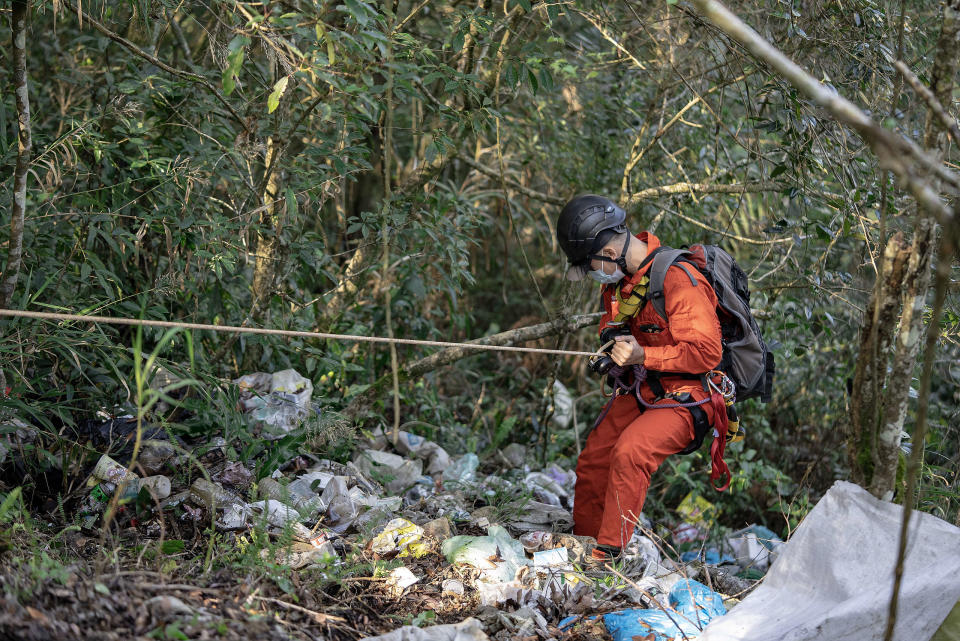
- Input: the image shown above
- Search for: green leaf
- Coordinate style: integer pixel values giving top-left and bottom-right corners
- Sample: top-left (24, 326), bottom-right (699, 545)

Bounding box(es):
top-left (222, 69), bottom-right (237, 96)
top-left (268, 76), bottom-right (290, 113)
top-left (222, 42), bottom-right (247, 96)
top-left (452, 29), bottom-right (465, 52)
top-left (538, 67), bottom-right (554, 92)
top-left (770, 164), bottom-right (788, 178)
top-left (315, 23), bottom-right (336, 65)
top-left (546, 3), bottom-right (560, 22)
top-left (163, 623), bottom-right (189, 641)
top-left (0, 487), bottom-right (22, 522)
top-left (161, 540), bottom-right (186, 555)
top-left (344, 0), bottom-right (370, 26)
top-left (526, 66), bottom-right (539, 93)
top-left (504, 63), bottom-right (517, 87)
top-left (227, 35), bottom-right (249, 54)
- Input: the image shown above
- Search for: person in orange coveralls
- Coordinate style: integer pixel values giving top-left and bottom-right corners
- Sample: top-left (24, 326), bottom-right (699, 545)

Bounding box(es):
top-left (557, 194), bottom-right (722, 561)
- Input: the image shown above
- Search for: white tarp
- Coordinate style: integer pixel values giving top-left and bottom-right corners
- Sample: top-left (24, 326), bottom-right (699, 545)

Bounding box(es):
top-left (702, 481), bottom-right (960, 641)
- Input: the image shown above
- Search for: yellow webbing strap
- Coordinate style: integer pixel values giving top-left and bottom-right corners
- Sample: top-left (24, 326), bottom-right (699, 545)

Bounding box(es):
top-left (612, 276), bottom-right (649, 324)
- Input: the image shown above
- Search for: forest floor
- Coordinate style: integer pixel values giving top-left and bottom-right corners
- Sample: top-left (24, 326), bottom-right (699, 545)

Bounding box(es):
top-left (0, 369), bottom-right (765, 641)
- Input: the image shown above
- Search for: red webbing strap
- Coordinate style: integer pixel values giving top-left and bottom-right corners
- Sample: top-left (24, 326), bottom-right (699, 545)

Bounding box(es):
top-left (709, 392), bottom-right (731, 491)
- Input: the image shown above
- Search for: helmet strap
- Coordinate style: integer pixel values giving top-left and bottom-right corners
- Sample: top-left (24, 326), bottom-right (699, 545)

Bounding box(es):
top-left (616, 232), bottom-right (633, 275)
top-left (588, 232), bottom-right (633, 275)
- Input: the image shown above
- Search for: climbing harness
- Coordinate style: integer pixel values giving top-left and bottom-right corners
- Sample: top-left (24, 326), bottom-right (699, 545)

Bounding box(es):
top-left (593, 364), bottom-right (741, 492)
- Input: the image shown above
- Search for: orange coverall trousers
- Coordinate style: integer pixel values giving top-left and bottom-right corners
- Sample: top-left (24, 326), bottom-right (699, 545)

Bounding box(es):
top-left (573, 390), bottom-right (715, 548)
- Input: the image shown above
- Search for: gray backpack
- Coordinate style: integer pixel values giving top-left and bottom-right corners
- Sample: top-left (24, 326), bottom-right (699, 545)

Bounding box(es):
top-left (644, 244), bottom-right (774, 402)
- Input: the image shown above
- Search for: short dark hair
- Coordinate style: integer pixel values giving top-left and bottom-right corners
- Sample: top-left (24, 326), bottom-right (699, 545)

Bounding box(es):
top-left (591, 228), bottom-right (624, 255)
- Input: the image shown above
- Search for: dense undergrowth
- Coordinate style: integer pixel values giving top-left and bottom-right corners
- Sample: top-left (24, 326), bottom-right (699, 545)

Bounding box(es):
top-left (0, 0), bottom-right (959, 637)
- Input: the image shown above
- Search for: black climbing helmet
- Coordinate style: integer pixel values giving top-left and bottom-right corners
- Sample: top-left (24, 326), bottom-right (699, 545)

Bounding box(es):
top-left (556, 194), bottom-right (628, 280)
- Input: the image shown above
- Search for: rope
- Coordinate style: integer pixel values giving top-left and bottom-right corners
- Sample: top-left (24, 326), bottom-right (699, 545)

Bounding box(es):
top-left (0, 309), bottom-right (600, 358)
top-left (709, 392), bottom-right (732, 491)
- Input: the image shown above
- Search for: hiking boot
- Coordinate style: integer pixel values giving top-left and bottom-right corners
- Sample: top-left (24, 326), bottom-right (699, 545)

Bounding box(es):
top-left (583, 544), bottom-right (622, 568)
top-left (555, 533), bottom-right (597, 564)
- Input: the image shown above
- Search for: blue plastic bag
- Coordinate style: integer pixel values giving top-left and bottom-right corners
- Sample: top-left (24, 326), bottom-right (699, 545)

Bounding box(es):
top-left (604, 579), bottom-right (726, 641)
top-left (680, 547), bottom-right (736, 565)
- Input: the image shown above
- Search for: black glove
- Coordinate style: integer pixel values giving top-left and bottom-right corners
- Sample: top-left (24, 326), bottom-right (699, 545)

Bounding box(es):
top-left (590, 324), bottom-right (631, 376)
top-left (599, 323), bottom-right (632, 345)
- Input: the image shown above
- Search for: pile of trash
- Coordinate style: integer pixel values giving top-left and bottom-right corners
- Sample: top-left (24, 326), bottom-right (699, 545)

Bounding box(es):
top-left (7, 366), bottom-right (960, 641)
top-left (42, 369), bottom-right (787, 640)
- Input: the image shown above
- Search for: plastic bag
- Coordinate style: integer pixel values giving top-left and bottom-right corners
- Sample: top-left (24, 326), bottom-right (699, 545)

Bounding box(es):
top-left (604, 579), bottom-right (725, 641)
top-left (444, 453), bottom-right (479, 483)
top-left (320, 476), bottom-right (358, 533)
top-left (240, 369), bottom-right (315, 439)
top-left (442, 525), bottom-right (529, 583)
top-left (371, 518), bottom-right (429, 558)
top-left (372, 428), bottom-right (452, 476)
top-left (361, 617), bottom-right (488, 641)
top-left (552, 380), bottom-right (573, 428)
top-left (355, 449), bottom-right (423, 494)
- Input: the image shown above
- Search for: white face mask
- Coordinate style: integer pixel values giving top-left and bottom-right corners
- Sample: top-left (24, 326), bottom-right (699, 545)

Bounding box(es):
top-left (586, 232), bottom-right (631, 284)
top-left (588, 266), bottom-right (624, 284)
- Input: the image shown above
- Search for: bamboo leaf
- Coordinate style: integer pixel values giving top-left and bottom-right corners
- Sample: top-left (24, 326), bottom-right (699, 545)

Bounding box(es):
top-left (268, 76), bottom-right (290, 114)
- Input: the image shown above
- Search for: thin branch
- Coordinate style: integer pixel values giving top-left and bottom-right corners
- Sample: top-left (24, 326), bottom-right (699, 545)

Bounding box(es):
top-left (690, 0), bottom-right (958, 224)
top-left (257, 93), bottom-right (328, 197)
top-left (623, 94), bottom-right (702, 190)
top-left (884, 224), bottom-right (955, 641)
top-left (383, 4), bottom-right (402, 440)
top-left (894, 60), bottom-right (960, 150)
top-left (165, 8), bottom-right (195, 66)
top-left (495, 119), bottom-right (549, 315)
top-left (625, 181), bottom-right (776, 206)
top-left (456, 153), bottom-right (565, 205)
top-left (62, 0), bottom-right (246, 128)
top-left (577, 10), bottom-right (647, 70)
top-left (342, 312), bottom-right (602, 420)
top-left (655, 204), bottom-right (793, 246)
top-left (248, 595), bottom-right (348, 625)
top-left (460, 152), bottom-right (778, 212)
top-left (395, 0), bottom-right (432, 32)
top-left (919, 0), bottom-right (960, 150)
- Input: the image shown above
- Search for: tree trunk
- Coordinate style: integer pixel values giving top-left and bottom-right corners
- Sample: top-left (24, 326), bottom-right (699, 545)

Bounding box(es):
top-left (852, 0), bottom-right (959, 499)
top-left (848, 233), bottom-right (910, 488)
top-left (921, 0), bottom-right (960, 152)
top-left (869, 222), bottom-right (934, 498)
top-left (251, 135), bottom-right (284, 313)
top-left (0, 0), bottom-right (32, 309)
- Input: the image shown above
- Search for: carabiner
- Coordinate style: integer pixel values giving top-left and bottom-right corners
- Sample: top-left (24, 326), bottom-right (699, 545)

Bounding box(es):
top-left (706, 371), bottom-right (736, 400)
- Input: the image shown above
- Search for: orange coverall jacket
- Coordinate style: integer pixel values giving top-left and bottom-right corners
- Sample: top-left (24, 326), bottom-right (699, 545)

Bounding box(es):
top-left (573, 231), bottom-right (723, 548)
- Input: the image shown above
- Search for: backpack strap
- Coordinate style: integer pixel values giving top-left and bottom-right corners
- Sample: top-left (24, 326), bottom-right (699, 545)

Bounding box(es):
top-left (648, 248), bottom-right (696, 321)
top-left (621, 246), bottom-right (669, 297)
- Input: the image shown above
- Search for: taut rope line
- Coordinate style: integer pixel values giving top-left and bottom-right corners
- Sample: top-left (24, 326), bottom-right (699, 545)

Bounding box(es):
top-left (0, 309), bottom-right (600, 358)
